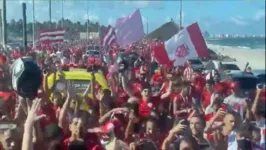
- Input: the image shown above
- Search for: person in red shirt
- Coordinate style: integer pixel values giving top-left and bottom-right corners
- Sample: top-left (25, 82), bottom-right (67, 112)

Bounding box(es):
top-left (173, 82), bottom-right (193, 120)
top-left (63, 117), bottom-right (103, 150)
top-left (138, 84), bottom-right (160, 120)
top-left (201, 80), bottom-right (215, 111)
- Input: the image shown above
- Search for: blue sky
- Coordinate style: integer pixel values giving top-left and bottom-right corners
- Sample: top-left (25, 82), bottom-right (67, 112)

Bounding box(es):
top-left (2, 0), bottom-right (265, 35)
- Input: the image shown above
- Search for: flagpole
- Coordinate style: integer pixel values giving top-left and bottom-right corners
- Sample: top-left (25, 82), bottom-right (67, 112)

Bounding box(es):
top-left (49, 0), bottom-right (52, 28)
top-left (179, 0), bottom-right (182, 30)
top-left (32, 0), bottom-right (35, 49)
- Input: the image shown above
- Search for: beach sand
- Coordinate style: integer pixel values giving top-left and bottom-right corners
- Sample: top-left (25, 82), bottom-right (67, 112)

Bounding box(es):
top-left (207, 44), bottom-right (265, 70)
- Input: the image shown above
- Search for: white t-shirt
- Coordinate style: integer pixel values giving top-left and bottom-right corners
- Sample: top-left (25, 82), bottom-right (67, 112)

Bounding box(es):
top-left (223, 94), bottom-right (247, 119)
top-left (56, 51), bottom-right (63, 58)
top-left (256, 117), bottom-right (266, 148)
top-left (227, 130), bottom-right (237, 150)
top-left (61, 57), bottom-right (69, 64)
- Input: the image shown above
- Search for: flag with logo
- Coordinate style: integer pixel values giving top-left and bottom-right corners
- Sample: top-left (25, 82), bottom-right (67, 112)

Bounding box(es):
top-left (152, 22), bottom-right (209, 66)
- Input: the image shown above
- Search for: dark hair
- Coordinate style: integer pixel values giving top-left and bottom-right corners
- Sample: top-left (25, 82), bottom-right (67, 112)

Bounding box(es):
top-left (68, 141), bottom-right (87, 150)
top-left (48, 140), bottom-right (63, 150)
top-left (178, 136), bottom-right (199, 150)
top-left (236, 122), bottom-right (252, 138)
top-left (251, 125), bottom-right (261, 133)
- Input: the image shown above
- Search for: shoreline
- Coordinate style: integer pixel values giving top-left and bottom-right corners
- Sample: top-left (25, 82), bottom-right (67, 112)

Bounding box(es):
top-left (207, 44), bottom-right (265, 70)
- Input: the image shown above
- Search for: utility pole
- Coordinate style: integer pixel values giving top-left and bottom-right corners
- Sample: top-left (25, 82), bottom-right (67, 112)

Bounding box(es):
top-left (179, 0), bottom-right (182, 31)
top-left (61, 0), bottom-right (64, 28)
top-left (49, 0), bottom-right (52, 28)
top-left (146, 18), bottom-right (148, 34)
top-left (86, 2), bottom-right (89, 40)
top-left (22, 3), bottom-right (27, 54)
top-left (2, 0), bottom-right (7, 50)
top-left (0, 9), bottom-right (2, 46)
top-left (32, 0), bottom-right (35, 49)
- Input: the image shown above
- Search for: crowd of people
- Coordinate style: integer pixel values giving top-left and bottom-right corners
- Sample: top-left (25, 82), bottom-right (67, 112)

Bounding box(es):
top-left (0, 39), bottom-right (265, 150)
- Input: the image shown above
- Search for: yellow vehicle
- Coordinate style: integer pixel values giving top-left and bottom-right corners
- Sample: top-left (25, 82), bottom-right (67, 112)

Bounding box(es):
top-left (47, 67), bottom-right (109, 111)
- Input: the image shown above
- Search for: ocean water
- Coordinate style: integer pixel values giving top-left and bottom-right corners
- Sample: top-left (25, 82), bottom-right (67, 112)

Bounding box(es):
top-left (206, 37), bottom-right (265, 50)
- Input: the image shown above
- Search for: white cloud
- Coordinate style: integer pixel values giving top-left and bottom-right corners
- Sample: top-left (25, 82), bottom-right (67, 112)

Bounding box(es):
top-left (122, 1), bottom-right (161, 8)
top-left (64, 1), bottom-right (74, 7)
top-left (55, 10), bottom-right (61, 14)
top-left (254, 10), bottom-right (265, 21)
top-left (89, 15), bottom-right (99, 22)
top-left (83, 13), bottom-right (99, 22)
top-left (141, 16), bottom-right (147, 23)
top-left (165, 16), bottom-right (171, 23)
top-left (120, 14), bottom-right (126, 18)
top-left (108, 17), bottom-right (114, 25)
top-left (123, 1), bottom-right (149, 7)
top-left (230, 16), bottom-right (248, 26)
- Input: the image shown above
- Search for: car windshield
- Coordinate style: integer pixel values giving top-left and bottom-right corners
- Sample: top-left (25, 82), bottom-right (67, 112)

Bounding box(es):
top-left (189, 59), bottom-right (202, 64)
top-left (87, 46), bottom-right (94, 50)
top-left (233, 77), bottom-right (258, 90)
top-left (222, 64), bottom-right (240, 70)
top-left (87, 51), bottom-right (100, 56)
top-left (94, 46), bottom-right (100, 50)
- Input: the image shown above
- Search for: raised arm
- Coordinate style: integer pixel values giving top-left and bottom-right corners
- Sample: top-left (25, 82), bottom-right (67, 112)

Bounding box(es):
top-left (58, 81), bottom-right (73, 128)
top-left (22, 99), bottom-right (46, 150)
top-left (251, 87), bottom-right (262, 122)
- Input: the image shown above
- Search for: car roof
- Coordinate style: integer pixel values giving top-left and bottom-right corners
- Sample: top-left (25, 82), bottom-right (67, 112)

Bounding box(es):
top-left (188, 58), bottom-right (201, 60)
top-left (220, 61), bottom-right (238, 65)
top-left (86, 50), bottom-right (99, 52)
top-left (230, 72), bottom-right (258, 79)
top-left (252, 69), bottom-right (265, 76)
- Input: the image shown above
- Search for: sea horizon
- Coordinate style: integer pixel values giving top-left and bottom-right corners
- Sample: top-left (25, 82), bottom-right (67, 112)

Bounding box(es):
top-left (206, 37), bottom-right (265, 50)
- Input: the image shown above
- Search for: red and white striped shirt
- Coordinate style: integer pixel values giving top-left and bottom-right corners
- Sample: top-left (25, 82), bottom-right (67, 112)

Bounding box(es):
top-left (183, 67), bottom-right (194, 81)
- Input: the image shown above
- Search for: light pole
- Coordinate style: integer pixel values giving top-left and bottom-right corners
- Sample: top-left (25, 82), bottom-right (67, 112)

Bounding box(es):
top-left (49, 0), bottom-right (52, 28)
top-left (0, 9), bottom-right (2, 46)
top-left (179, 0), bottom-right (182, 31)
top-left (32, 0), bottom-right (35, 49)
top-left (86, 1), bottom-right (89, 40)
top-left (2, 0), bottom-right (7, 50)
top-left (61, 0), bottom-right (64, 28)
top-left (146, 17), bottom-right (148, 34)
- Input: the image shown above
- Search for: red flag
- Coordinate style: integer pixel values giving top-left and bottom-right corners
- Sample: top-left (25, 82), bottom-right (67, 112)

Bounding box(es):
top-left (152, 43), bottom-right (174, 67)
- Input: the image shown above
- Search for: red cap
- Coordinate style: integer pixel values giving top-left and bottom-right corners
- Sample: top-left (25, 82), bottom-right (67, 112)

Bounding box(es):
top-left (152, 73), bottom-right (163, 84)
top-left (133, 82), bottom-right (143, 93)
top-left (99, 120), bottom-right (124, 137)
top-left (230, 81), bottom-right (239, 89)
top-left (214, 84), bottom-right (224, 92)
